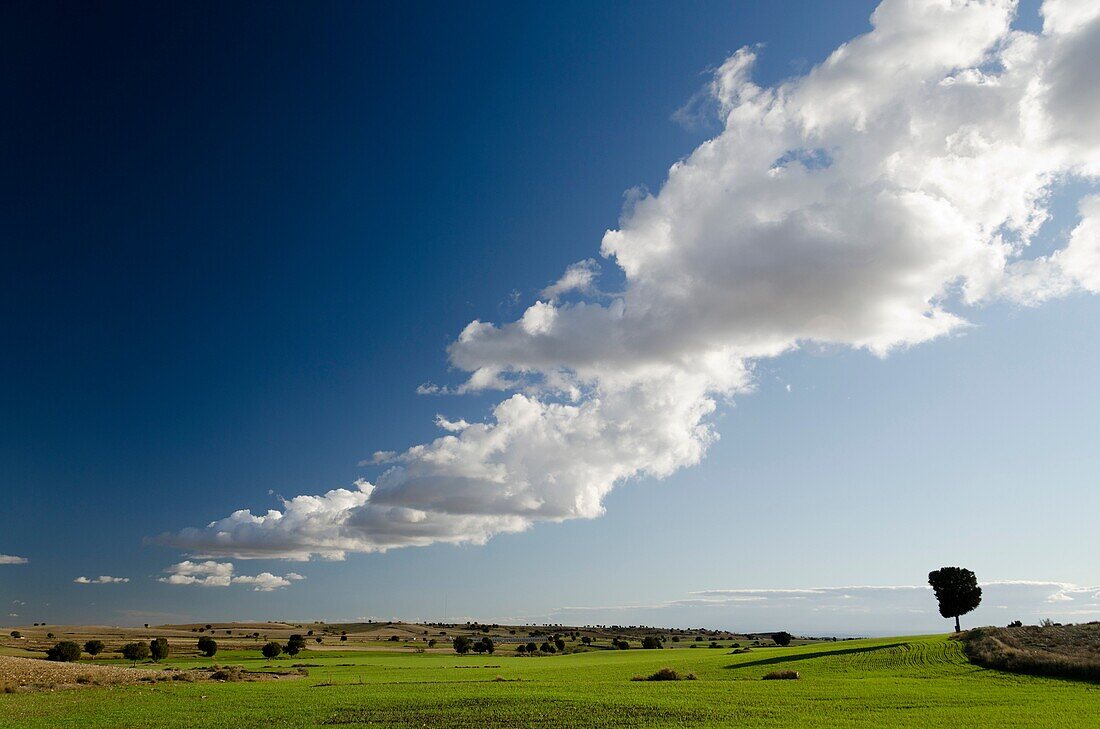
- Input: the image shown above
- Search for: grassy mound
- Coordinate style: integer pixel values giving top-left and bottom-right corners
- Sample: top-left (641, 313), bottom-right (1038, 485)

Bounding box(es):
top-left (962, 624), bottom-right (1100, 682)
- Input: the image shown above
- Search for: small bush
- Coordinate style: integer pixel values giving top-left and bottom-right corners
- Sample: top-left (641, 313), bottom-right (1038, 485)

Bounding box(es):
top-left (149, 637), bottom-right (170, 662)
top-left (46, 641), bottom-right (82, 662)
top-left (211, 666), bottom-right (244, 682)
top-left (197, 636), bottom-right (218, 657)
top-left (631, 668), bottom-right (696, 681)
top-left (762, 670), bottom-right (800, 680)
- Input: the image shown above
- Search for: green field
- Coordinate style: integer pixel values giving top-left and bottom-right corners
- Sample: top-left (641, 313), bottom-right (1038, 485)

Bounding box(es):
top-left (2, 634), bottom-right (1097, 727)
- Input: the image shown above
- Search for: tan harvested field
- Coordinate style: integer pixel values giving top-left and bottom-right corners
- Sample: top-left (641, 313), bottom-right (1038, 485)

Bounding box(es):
top-left (0, 654), bottom-right (307, 694)
top-left (0, 655), bottom-right (161, 692)
top-left (3, 621), bottom-right (774, 659)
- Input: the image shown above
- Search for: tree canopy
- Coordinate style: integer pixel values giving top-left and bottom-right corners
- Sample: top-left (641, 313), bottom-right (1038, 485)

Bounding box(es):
top-left (928, 566), bottom-right (982, 632)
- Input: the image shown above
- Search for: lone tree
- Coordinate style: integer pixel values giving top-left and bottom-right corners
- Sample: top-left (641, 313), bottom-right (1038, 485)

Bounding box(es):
top-left (772, 631), bottom-right (793, 647)
top-left (262, 641), bottom-right (282, 660)
top-left (121, 641), bottom-right (150, 664)
top-left (452, 636), bottom-right (472, 654)
top-left (149, 637), bottom-right (170, 662)
top-left (84, 639), bottom-right (105, 659)
top-left (46, 641), bottom-right (82, 662)
top-left (641, 636), bottom-right (663, 649)
top-left (197, 636), bottom-right (218, 657)
top-left (928, 566), bottom-right (982, 632)
top-left (9, 631), bottom-right (20, 639)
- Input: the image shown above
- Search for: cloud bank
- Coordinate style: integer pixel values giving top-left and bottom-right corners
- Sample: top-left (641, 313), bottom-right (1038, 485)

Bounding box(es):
top-left (162, 0), bottom-right (1100, 560)
top-left (158, 561), bottom-right (304, 591)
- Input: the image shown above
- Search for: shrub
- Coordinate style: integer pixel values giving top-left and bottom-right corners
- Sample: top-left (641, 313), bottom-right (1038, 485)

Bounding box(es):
top-left (554, 638), bottom-right (565, 651)
top-left (84, 640), bottom-right (105, 659)
top-left (540, 642), bottom-right (555, 654)
top-left (526, 642), bottom-right (537, 653)
top-left (515, 644), bottom-right (526, 653)
top-left (389, 635), bottom-right (400, 642)
top-left (315, 637), bottom-right (323, 643)
top-left (581, 636), bottom-right (591, 645)
top-left (210, 666), bottom-right (244, 682)
top-left (428, 639), bottom-right (437, 648)
top-left (262, 641), bottom-right (282, 659)
top-left (631, 668), bottom-right (697, 681)
top-left (47, 632), bottom-right (55, 639)
top-left (763, 670), bottom-right (800, 680)
top-left (474, 637), bottom-right (495, 654)
top-left (287, 634), bottom-right (307, 652)
top-left (9, 631), bottom-right (21, 639)
top-left (122, 642), bottom-right (151, 663)
top-left (149, 638), bottom-right (170, 662)
top-left (197, 636), bottom-right (218, 657)
top-left (46, 641), bottom-right (81, 662)
top-left (772, 632), bottom-right (793, 647)
top-left (641, 636), bottom-right (663, 649)
top-left (1008, 620), bottom-right (1023, 628)
top-left (452, 636), bottom-right (472, 654)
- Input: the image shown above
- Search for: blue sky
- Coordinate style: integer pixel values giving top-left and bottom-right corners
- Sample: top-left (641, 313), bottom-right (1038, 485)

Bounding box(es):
top-left (3, 0), bottom-right (1099, 635)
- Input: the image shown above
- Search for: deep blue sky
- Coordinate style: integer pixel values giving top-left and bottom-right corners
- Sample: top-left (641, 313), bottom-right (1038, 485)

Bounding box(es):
top-left (3, 1), bottom-right (1094, 634)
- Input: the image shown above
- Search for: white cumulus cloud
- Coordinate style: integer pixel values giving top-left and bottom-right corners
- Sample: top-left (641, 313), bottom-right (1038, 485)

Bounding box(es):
top-left (160, 0), bottom-right (1100, 561)
top-left (157, 561), bottom-right (304, 591)
top-left (74, 575), bottom-right (129, 584)
top-left (0, 555), bottom-right (28, 565)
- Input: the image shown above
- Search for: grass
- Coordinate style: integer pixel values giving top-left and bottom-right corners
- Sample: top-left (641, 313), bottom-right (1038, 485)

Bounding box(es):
top-left (1, 634), bottom-right (1098, 727)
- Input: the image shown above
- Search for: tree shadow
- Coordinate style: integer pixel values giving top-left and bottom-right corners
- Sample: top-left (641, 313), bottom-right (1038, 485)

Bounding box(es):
top-left (724, 643), bottom-right (907, 670)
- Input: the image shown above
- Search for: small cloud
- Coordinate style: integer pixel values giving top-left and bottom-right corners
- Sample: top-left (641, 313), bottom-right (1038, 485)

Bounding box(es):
top-left (0, 554), bottom-right (28, 565)
top-left (434, 414), bottom-right (471, 432)
top-left (158, 560), bottom-right (234, 587)
top-left (785, 384), bottom-right (792, 392)
top-left (157, 561), bottom-right (302, 591)
top-left (74, 575), bottom-right (130, 585)
top-left (233, 572), bottom-right (291, 592)
top-left (540, 259), bottom-right (600, 302)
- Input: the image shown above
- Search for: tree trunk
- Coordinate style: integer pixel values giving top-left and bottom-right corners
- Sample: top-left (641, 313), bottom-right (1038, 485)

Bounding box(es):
top-left (954, 615), bottom-right (961, 633)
